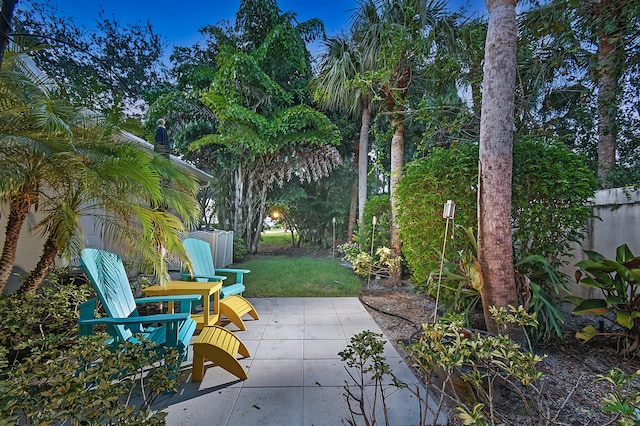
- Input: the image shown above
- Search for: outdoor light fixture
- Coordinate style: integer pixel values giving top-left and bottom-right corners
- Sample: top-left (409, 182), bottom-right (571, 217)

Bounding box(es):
top-left (434, 200), bottom-right (456, 320)
top-left (332, 217), bottom-right (336, 259)
top-left (368, 215), bottom-right (377, 287)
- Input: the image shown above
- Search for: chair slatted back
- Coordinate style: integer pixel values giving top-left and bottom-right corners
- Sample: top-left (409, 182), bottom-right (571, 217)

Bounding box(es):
top-left (80, 248), bottom-right (141, 340)
top-left (183, 238), bottom-right (216, 282)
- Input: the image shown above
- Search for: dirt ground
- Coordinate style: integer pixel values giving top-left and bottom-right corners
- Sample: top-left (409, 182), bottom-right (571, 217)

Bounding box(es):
top-left (359, 283), bottom-right (640, 426)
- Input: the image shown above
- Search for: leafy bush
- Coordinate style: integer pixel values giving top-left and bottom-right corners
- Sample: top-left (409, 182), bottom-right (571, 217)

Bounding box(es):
top-left (426, 226), bottom-right (569, 343)
top-left (571, 244), bottom-right (640, 355)
top-left (338, 243), bottom-right (402, 285)
top-left (397, 138), bottom-right (597, 287)
top-left (512, 136), bottom-right (598, 265)
top-left (0, 336), bottom-right (179, 424)
top-left (0, 273), bottom-right (92, 364)
top-left (407, 307), bottom-right (552, 424)
top-left (396, 143), bottom-right (478, 285)
top-left (0, 273), bottom-right (180, 424)
top-left (233, 236), bottom-right (248, 261)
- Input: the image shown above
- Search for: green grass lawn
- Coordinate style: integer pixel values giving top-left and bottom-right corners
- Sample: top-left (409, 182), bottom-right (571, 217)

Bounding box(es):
top-left (231, 255), bottom-right (362, 297)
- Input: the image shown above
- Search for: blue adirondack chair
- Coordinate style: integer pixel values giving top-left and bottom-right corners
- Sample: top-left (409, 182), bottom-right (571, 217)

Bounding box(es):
top-left (77, 248), bottom-right (199, 363)
top-left (181, 238), bottom-right (249, 298)
top-left (180, 238), bottom-right (259, 331)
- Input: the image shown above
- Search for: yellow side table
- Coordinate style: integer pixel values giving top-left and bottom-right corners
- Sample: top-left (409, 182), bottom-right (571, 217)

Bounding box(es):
top-left (142, 280), bottom-right (222, 330)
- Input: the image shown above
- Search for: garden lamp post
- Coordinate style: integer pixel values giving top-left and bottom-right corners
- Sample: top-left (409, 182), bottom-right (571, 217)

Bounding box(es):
top-left (434, 200), bottom-right (455, 320)
top-left (332, 217), bottom-right (336, 259)
top-left (368, 215), bottom-right (377, 287)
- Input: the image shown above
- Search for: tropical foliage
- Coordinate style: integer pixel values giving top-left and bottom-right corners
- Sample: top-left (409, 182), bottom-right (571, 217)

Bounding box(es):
top-left (571, 244), bottom-right (640, 355)
top-left (0, 52), bottom-right (201, 293)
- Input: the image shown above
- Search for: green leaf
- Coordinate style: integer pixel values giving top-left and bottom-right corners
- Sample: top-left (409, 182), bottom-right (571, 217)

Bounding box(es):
top-left (575, 325), bottom-right (597, 342)
top-left (615, 244), bottom-right (635, 264)
top-left (606, 295), bottom-right (624, 304)
top-left (580, 276), bottom-right (612, 290)
top-left (573, 299), bottom-right (608, 315)
top-left (617, 310), bottom-right (633, 329)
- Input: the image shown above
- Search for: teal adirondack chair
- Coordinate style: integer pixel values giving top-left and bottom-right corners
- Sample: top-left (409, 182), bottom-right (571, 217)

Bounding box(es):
top-left (77, 248), bottom-right (199, 363)
top-left (181, 238), bottom-right (259, 331)
top-left (181, 238), bottom-right (249, 298)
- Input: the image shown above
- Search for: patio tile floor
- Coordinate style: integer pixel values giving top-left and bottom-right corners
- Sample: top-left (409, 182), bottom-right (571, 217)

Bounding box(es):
top-left (154, 297), bottom-right (447, 426)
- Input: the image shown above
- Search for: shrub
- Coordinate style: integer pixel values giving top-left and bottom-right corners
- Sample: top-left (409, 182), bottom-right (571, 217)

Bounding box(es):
top-left (397, 138), bottom-right (597, 287)
top-left (0, 272), bottom-right (180, 424)
top-left (396, 143), bottom-right (478, 285)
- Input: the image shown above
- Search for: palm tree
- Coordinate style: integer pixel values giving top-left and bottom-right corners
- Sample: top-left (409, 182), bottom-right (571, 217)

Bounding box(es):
top-left (477, 0), bottom-right (519, 335)
top-left (352, 0), bottom-right (453, 264)
top-left (0, 53), bottom-right (202, 293)
top-left (0, 53), bottom-right (77, 291)
top-left (17, 133), bottom-right (202, 293)
top-left (312, 33), bottom-right (375, 230)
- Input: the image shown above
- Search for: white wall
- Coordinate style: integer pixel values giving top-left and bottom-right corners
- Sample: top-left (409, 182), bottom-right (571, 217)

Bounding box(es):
top-left (562, 186), bottom-right (640, 298)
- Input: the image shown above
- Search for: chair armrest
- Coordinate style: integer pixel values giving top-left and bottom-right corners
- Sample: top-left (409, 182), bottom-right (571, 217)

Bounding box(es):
top-left (78, 312), bottom-right (191, 326)
top-left (215, 268), bottom-right (249, 285)
top-left (216, 268), bottom-right (250, 274)
top-left (180, 273), bottom-right (227, 282)
top-left (134, 294), bottom-right (202, 304)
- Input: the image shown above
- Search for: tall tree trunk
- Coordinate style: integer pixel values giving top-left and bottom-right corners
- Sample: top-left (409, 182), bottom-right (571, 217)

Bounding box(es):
top-left (595, 0), bottom-right (623, 188)
top-left (478, 0), bottom-right (519, 336)
top-left (18, 235), bottom-right (58, 293)
top-left (358, 98), bottom-right (371, 224)
top-left (250, 179), bottom-right (269, 254)
top-left (389, 113), bottom-right (405, 268)
top-left (0, 0), bottom-right (18, 69)
top-left (0, 195), bottom-right (31, 292)
top-left (348, 135), bottom-right (360, 240)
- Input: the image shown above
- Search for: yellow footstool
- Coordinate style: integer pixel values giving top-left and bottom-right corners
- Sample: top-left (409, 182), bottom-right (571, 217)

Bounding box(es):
top-left (192, 325), bottom-right (250, 381)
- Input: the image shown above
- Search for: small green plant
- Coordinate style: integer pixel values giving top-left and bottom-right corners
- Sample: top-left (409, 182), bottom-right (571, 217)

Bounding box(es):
top-left (338, 243), bottom-right (402, 285)
top-left (596, 368), bottom-right (640, 425)
top-left (570, 244), bottom-right (640, 355)
top-left (407, 307), bottom-right (557, 425)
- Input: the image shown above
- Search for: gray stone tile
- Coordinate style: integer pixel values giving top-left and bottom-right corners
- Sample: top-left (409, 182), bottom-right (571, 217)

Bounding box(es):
top-left (304, 312), bottom-right (340, 325)
top-left (244, 359), bottom-right (303, 387)
top-left (226, 387), bottom-right (303, 425)
top-left (304, 324), bottom-right (346, 340)
top-left (302, 386), bottom-right (351, 425)
top-left (254, 339), bottom-right (303, 360)
top-left (262, 324), bottom-right (304, 340)
top-left (303, 339), bottom-right (348, 360)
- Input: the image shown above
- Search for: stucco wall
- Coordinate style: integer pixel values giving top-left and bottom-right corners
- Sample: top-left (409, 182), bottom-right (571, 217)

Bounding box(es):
top-left (562, 186), bottom-right (640, 299)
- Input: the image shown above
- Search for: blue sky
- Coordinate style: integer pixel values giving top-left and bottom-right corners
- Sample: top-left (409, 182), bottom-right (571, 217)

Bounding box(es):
top-left (52, 0), bottom-right (487, 52)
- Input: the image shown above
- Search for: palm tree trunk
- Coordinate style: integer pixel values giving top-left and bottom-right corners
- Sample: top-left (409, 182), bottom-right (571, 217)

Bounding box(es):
top-left (358, 99), bottom-right (371, 224)
top-left (0, 0), bottom-right (18, 69)
top-left (595, 0), bottom-right (623, 187)
top-left (478, 0), bottom-right (519, 336)
top-left (347, 180), bottom-right (357, 241)
top-left (0, 195), bottom-right (32, 292)
top-left (18, 236), bottom-right (59, 293)
top-left (389, 115), bottom-right (405, 261)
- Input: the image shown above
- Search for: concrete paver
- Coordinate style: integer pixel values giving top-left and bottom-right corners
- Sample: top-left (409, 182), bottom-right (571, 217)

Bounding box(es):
top-left (155, 297), bottom-right (447, 426)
